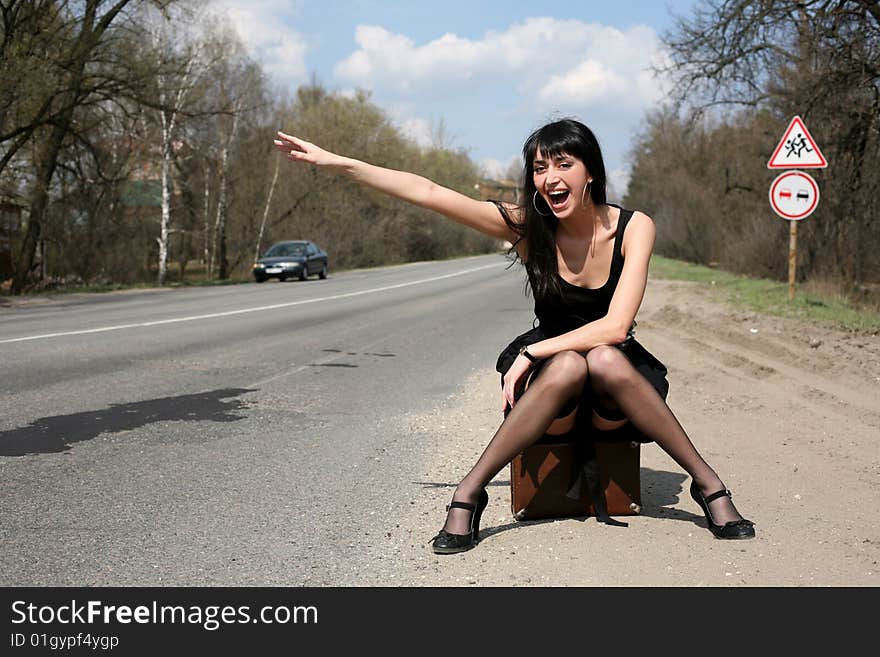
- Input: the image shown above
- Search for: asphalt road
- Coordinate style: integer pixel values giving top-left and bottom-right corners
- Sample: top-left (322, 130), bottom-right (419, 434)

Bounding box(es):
top-left (0, 254), bottom-right (533, 585)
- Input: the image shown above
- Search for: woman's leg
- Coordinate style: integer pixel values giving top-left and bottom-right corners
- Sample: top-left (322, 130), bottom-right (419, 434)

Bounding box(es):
top-left (441, 350), bottom-right (588, 534)
top-left (585, 346), bottom-right (747, 526)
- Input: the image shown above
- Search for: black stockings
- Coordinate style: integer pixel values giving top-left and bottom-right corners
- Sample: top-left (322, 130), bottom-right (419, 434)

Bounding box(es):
top-left (443, 351), bottom-right (587, 534)
top-left (442, 345), bottom-right (746, 535)
top-left (585, 346), bottom-right (745, 525)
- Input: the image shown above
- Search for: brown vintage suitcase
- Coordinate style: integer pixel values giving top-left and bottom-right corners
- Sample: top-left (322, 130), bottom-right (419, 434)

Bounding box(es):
top-left (510, 438), bottom-right (641, 521)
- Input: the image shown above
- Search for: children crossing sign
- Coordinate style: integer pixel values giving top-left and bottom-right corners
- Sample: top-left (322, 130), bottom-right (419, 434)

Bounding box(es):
top-left (767, 115), bottom-right (827, 169)
top-left (767, 115), bottom-right (827, 301)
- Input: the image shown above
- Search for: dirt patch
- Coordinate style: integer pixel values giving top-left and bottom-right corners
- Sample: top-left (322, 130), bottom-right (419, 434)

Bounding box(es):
top-left (0, 285), bottom-right (183, 309)
top-left (384, 278), bottom-right (880, 586)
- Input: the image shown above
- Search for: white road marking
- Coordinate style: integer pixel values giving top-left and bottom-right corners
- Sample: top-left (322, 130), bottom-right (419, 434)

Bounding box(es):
top-left (0, 263), bottom-right (499, 344)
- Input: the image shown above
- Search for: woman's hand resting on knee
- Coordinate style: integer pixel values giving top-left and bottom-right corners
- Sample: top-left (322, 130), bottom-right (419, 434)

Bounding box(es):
top-left (502, 354), bottom-right (533, 411)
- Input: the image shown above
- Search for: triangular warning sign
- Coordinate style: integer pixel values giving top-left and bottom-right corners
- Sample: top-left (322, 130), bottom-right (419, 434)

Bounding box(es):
top-left (767, 115), bottom-right (827, 168)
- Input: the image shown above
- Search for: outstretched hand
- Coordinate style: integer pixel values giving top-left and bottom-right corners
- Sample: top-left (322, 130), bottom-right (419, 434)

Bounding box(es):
top-left (273, 131), bottom-right (341, 168)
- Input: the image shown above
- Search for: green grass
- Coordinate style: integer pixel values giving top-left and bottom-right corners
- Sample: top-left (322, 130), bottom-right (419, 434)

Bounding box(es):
top-left (649, 255), bottom-right (880, 332)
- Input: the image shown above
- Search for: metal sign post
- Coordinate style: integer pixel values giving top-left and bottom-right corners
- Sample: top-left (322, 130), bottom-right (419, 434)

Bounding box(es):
top-left (788, 221), bottom-right (797, 301)
top-left (767, 116), bottom-right (827, 300)
top-left (769, 170), bottom-right (820, 300)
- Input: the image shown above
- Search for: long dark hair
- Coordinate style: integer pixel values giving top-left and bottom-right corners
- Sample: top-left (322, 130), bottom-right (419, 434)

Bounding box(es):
top-left (507, 118), bottom-right (607, 303)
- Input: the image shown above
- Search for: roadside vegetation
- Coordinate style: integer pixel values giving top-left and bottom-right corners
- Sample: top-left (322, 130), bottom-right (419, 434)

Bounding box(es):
top-left (0, 0), bottom-right (496, 297)
top-left (650, 255), bottom-right (880, 332)
top-left (1, 0), bottom-right (876, 308)
top-left (626, 0), bottom-right (879, 311)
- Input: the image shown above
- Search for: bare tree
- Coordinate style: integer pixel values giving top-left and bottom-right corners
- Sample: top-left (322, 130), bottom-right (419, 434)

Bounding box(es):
top-left (648, 0), bottom-right (880, 288)
top-left (137, 2), bottom-right (218, 285)
top-left (2, 0), bottom-right (176, 294)
top-left (254, 152), bottom-right (280, 262)
top-left (181, 23), bottom-right (265, 281)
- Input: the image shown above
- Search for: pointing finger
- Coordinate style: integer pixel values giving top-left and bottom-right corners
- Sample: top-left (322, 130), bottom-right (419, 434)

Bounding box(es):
top-left (277, 131), bottom-right (307, 149)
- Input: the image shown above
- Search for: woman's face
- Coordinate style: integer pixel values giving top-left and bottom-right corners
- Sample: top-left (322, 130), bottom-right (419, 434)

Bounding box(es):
top-left (532, 147), bottom-right (591, 218)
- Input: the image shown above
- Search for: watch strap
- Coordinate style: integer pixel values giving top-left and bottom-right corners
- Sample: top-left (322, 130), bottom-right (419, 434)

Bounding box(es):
top-left (519, 345), bottom-right (539, 364)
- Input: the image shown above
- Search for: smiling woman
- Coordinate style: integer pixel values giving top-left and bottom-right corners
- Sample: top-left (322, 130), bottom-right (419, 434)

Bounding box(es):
top-left (273, 116), bottom-right (755, 554)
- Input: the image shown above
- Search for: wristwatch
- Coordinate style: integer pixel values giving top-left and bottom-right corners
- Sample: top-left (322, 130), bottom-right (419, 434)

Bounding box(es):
top-left (518, 345), bottom-right (540, 365)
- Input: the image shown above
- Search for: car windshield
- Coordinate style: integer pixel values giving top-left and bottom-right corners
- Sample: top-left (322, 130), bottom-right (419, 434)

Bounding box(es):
top-left (264, 243), bottom-right (305, 258)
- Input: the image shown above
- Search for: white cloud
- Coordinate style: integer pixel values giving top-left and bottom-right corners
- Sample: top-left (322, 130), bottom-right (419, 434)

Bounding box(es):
top-left (606, 168), bottom-right (632, 201)
top-left (333, 18), bottom-right (669, 108)
top-left (398, 117), bottom-right (433, 148)
top-left (210, 0), bottom-right (309, 83)
top-left (383, 103), bottom-right (460, 150)
top-left (336, 25), bottom-right (489, 91)
top-left (479, 158), bottom-right (506, 180)
top-left (537, 60), bottom-right (629, 106)
top-left (479, 156), bottom-right (521, 181)
top-left (635, 48), bottom-right (675, 106)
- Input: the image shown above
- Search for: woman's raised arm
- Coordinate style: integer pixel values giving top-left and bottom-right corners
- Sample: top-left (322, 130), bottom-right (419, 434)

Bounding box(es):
top-left (274, 131), bottom-right (521, 243)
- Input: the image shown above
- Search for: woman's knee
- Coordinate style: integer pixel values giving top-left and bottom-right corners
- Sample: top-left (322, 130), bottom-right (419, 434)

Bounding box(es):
top-left (586, 345), bottom-right (631, 387)
top-left (548, 350), bottom-right (588, 379)
top-left (537, 350), bottom-right (588, 390)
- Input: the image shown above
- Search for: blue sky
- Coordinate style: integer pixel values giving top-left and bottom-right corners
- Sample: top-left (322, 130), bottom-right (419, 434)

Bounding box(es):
top-left (212, 0), bottom-right (702, 198)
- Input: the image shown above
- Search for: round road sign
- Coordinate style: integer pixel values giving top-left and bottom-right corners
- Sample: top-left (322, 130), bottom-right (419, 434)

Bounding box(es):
top-left (769, 170), bottom-right (819, 220)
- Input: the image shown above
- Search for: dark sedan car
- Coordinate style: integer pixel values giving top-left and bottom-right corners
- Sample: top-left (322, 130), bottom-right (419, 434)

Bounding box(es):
top-left (252, 240), bottom-right (328, 282)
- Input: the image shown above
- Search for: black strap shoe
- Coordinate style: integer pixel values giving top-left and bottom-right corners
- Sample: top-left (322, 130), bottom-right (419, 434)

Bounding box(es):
top-left (429, 489), bottom-right (489, 554)
top-left (690, 482), bottom-right (756, 539)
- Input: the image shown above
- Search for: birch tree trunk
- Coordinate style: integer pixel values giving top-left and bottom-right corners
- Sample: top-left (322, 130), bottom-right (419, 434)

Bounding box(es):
top-left (203, 158), bottom-right (212, 277)
top-left (154, 45), bottom-right (197, 286)
top-left (213, 107), bottom-right (238, 280)
top-left (254, 152), bottom-right (280, 262)
top-left (157, 109), bottom-right (173, 286)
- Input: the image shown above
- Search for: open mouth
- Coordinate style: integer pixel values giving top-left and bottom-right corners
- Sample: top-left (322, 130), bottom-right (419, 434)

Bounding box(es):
top-left (547, 189), bottom-right (570, 210)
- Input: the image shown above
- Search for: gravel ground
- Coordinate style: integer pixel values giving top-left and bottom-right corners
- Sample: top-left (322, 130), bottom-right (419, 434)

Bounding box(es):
top-left (370, 278), bottom-right (880, 586)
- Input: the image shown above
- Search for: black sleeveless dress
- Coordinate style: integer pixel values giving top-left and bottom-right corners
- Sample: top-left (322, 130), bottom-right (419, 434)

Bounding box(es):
top-left (495, 204), bottom-right (669, 425)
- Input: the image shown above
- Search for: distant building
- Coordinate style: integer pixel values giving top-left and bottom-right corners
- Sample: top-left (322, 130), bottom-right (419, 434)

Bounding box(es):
top-left (120, 179), bottom-right (163, 210)
top-left (472, 178), bottom-right (521, 251)
top-left (119, 139), bottom-right (169, 214)
top-left (474, 178), bottom-right (520, 205)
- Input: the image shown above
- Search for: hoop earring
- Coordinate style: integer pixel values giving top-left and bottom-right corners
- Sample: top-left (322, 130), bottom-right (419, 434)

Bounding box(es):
top-left (532, 190), bottom-right (552, 216)
top-left (581, 180), bottom-right (593, 208)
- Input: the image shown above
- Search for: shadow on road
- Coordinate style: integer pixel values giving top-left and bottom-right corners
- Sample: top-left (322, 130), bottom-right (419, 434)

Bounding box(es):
top-left (0, 388), bottom-right (255, 457)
